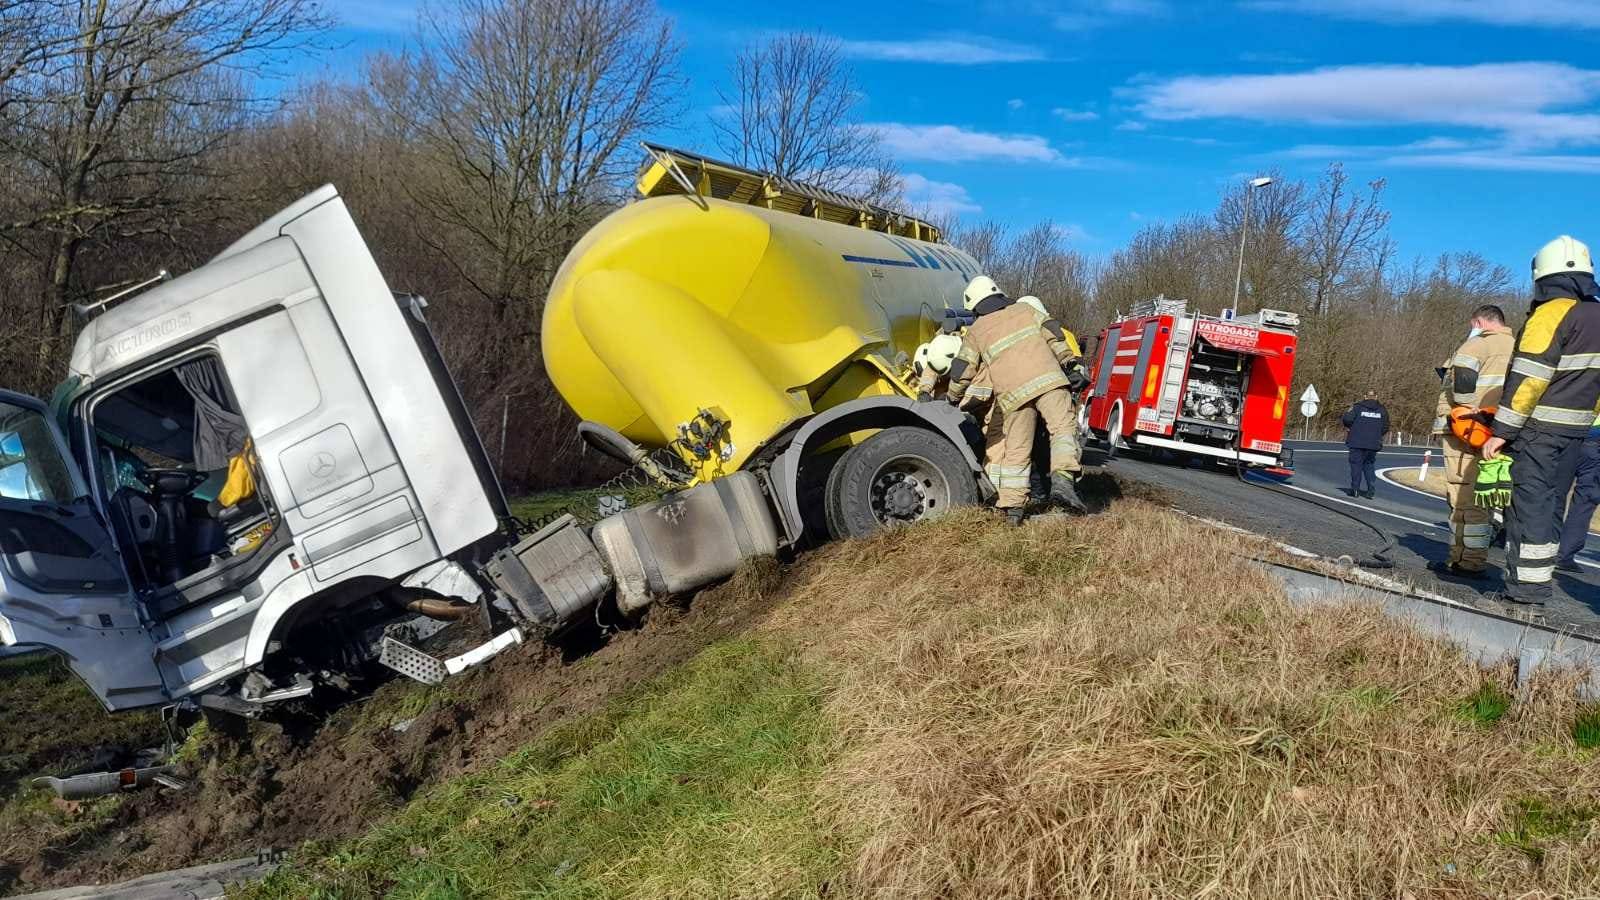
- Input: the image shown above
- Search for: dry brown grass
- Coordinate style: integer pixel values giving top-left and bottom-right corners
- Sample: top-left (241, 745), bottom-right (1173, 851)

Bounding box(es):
top-left (763, 501), bottom-right (1600, 898)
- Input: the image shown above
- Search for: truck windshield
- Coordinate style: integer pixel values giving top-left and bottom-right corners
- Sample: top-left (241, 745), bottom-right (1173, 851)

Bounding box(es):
top-left (0, 401), bottom-right (80, 504)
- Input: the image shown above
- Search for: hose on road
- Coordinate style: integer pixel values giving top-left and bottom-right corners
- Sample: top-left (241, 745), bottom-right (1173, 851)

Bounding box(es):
top-left (1231, 460), bottom-right (1396, 569)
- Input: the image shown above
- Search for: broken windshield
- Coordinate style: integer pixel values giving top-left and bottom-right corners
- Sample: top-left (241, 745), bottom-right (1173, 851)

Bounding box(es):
top-left (0, 401), bottom-right (83, 504)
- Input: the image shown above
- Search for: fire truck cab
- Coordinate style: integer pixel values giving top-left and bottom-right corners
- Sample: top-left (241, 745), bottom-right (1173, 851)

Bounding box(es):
top-left (1080, 296), bottom-right (1298, 470)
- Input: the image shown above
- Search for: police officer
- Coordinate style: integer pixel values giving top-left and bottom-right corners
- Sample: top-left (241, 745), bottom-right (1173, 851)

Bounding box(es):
top-left (947, 276), bottom-right (1087, 523)
top-left (1427, 304), bottom-right (1514, 579)
top-left (1483, 235), bottom-right (1600, 606)
top-left (1339, 390), bottom-right (1389, 498)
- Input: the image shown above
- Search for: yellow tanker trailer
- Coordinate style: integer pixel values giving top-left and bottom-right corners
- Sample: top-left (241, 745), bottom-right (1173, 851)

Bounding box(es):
top-left (542, 146), bottom-right (994, 609)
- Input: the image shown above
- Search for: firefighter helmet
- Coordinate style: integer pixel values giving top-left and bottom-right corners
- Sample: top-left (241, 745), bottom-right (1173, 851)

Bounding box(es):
top-left (1449, 405), bottom-right (1496, 449)
top-left (1016, 294), bottom-right (1049, 318)
top-left (912, 342), bottom-right (931, 374)
top-left (1532, 235), bottom-right (1594, 281)
top-left (962, 275), bottom-right (1003, 311)
top-left (925, 333), bottom-right (962, 374)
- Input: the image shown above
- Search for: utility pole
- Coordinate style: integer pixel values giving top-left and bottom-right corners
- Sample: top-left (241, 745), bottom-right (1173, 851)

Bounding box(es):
top-left (1232, 176), bottom-right (1274, 313)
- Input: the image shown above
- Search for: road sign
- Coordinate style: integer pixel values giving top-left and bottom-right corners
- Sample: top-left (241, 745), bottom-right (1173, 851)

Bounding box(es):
top-left (1300, 400), bottom-right (1319, 418)
top-left (1300, 384), bottom-right (1320, 404)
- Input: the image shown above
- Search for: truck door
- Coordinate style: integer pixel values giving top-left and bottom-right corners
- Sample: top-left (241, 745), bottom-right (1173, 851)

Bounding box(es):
top-left (0, 391), bottom-right (166, 710)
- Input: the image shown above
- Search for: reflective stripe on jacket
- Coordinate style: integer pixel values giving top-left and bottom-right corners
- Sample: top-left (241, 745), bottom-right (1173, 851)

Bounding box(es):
top-left (1493, 297), bottom-right (1600, 439)
top-left (947, 301), bottom-right (1070, 411)
top-left (1432, 325), bottom-right (1514, 432)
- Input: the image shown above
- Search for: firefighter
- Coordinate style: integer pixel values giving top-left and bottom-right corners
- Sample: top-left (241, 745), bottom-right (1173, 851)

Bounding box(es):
top-left (1015, 294), bottom-right (1090, 502)
top-left (912, 333), bottom-right (964, 401)
top-left (1482, 235), bottom-right (1600, 606)
top-left (947, 276), bottom-right (1087, 523)
top-left (1426, 304), bottom-right (1514, 579)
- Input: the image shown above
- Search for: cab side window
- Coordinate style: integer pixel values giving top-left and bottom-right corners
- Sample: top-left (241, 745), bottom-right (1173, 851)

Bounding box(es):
top-left (0, 405), bottom-right (79, 504)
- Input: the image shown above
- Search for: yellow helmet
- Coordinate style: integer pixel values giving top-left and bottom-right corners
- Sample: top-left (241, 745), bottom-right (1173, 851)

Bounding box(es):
top-left (925, 333), bottom-right (963, 374)
top-left (1532, 235), bottom-right (1594, 281)
top-left (962, 275), bottom-right (1003, 311)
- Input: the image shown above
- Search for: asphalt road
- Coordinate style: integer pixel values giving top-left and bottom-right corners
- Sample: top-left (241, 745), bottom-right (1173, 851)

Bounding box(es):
top-left (1098, 439), bottom-right (1600, 635)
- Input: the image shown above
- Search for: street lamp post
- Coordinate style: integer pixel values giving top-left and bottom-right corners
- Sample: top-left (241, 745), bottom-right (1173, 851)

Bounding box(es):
top-left (1231, 175), bottom-right (1274, 313)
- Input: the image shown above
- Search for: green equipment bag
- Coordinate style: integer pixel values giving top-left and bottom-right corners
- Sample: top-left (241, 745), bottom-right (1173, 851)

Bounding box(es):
top-left (1474, 455), bottom-right (1513, 509)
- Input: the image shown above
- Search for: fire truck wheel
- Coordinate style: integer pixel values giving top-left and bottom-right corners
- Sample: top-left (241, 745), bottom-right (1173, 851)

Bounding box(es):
top-left (828, 426), bottom-right (979, 538)
top-left (1105, 403), bottom-right (1125, 459)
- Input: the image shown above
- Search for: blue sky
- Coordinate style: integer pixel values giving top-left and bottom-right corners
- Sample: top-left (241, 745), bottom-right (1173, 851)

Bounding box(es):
top-left (331, 0), bottom-right (1600, 282)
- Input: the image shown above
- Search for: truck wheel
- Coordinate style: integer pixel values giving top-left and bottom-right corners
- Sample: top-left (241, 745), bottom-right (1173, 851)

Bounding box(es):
top-left (822, 445), bottom-right (854, 540)
top-left (827, 426), bottom-right (978, 538)
top-left (1105, 403), bottom-right (1125, 460)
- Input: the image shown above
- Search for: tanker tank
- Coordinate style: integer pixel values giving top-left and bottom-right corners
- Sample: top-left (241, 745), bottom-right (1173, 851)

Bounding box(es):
top-left (541, 148), bottom-right (981, 473)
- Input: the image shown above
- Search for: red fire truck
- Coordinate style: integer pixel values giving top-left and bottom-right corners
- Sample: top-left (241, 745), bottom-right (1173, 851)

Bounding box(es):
top-left (1079, 296), bottom-right (1299, 470)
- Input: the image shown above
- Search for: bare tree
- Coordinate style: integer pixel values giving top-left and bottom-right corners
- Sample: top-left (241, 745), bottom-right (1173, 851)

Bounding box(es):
top-left (1214, 173), bottom-right (1306, 313)
top-left (0, 0), bottom-right (331, 383)
top-left (712, 32), bottom-right (900, 205)
top-left (392, 0), bottom-right (679, 331)
top-left (1300, 163), bottom-right (1390, 315)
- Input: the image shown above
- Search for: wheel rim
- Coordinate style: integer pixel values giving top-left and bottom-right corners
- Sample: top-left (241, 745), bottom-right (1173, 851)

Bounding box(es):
top-left (868, 453), bottom-right (951, 526)
top-left (1109, 405), bottom-right (1124, 449)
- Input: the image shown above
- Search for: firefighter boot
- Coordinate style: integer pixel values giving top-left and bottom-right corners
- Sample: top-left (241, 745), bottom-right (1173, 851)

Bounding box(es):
top-left (1050, 472), bottom-right (1088, 514)
top-left (1006, 507), bottom-right (1027, 527)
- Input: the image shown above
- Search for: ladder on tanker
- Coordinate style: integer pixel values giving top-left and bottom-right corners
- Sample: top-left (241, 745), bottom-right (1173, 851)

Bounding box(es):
top-left (635, 142), bottom-right (942, 242)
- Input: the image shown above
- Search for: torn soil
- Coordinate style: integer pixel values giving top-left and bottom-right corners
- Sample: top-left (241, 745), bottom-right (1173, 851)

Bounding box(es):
top-left (0, 552), bottom-right (792, 896)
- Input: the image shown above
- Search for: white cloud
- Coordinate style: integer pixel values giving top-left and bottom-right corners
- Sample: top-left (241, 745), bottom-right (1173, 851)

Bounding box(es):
top-left (837, 37), bottom-right (1045, 64)
top-left (1052, 106), bottom-right (1099, 122)
top-left (1132, 63), bottom-right (1600, 147)
top-left (1008, 98), bottom-right (1026, 110)
top-left (901, 173), bottom-right (983, 216)
top-left (1382, 153), bottom-right (1600, 174)
top-left (866, 123), bottom-right (1067, 163)
top-left (1252, 0), bottom-right (1600, 28)
top-left (1115, 120), bottom-right (1149, 132)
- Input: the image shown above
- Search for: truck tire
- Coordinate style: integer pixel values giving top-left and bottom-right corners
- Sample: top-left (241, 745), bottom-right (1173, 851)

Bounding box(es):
top-left (822, 445), bottom-right (854, 540)
top-left (1104, 402), bottom-right (1124, 460)
top-left (826, 426), bottom-right (979, 538)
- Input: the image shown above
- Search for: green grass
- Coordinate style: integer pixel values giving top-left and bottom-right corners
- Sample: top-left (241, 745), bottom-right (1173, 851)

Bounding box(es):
top-left (509, 485), bottom-right (667, 528)
top-left (1495, 797), bottom-right (1597, 864)
top-left (1457, 682), bottom-right (1512, 728)
top-left (0, 653), bottom-right (163, 796)
top-left (1574, 705), bottom-right (1600, 750)
top-left (240, 638), bottom-right (843, 900)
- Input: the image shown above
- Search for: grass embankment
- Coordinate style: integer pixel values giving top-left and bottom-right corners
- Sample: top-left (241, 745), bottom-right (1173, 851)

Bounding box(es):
top-left (247, 501), bottom-right (1600, 899)
top-left (0, 654), bottom-right (164, 892)
top-left (1393, 463), bottom-right (1600, 532)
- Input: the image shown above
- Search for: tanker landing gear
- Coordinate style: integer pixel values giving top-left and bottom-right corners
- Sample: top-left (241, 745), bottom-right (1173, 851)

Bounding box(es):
top-left (824, 426), bottom-right (978, 539)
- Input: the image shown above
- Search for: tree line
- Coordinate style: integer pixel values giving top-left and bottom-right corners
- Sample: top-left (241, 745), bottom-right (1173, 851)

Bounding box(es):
top-left (0, 0), bottom-right (1523, 490)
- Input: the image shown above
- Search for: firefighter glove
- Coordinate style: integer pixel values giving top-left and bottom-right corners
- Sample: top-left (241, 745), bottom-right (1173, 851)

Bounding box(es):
top-left (1066, 365), bottom-right (1090, 391)
top-left (916, 391), bottom-right (932, 403)
top-left (1474, 455), bottom-right (1513, 509)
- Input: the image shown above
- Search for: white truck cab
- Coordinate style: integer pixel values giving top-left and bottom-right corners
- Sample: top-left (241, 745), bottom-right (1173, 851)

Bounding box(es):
top-left (0, 187), bottom-right (609, 711)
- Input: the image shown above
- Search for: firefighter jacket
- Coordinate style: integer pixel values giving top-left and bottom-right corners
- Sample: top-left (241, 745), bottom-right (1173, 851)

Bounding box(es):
top-left (915, 364), bottom-right (994, 408)
top-left (1493, 295), bottom-right (1600, 441)
top-left (947, 299), bottom-right (1071, 412)
top-left (1432, 324), bottom-right (1514, 433)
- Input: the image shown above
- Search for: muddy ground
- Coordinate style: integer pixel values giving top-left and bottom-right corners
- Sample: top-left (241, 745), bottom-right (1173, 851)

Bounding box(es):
top-left (0, 556), bottom-right (794, 896)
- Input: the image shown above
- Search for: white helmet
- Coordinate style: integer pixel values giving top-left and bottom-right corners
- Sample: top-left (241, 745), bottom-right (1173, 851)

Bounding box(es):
top-left (912, 342), bottom-right (932, 373)
top-left (1016, 294), bottom-right (1049, 318)
top-left (925, 333), bottom-right (963, 374)
top-left (1532, 235), bottom-right (1594, 281)
top-left (962, 275), bottom-right (1003, 311)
